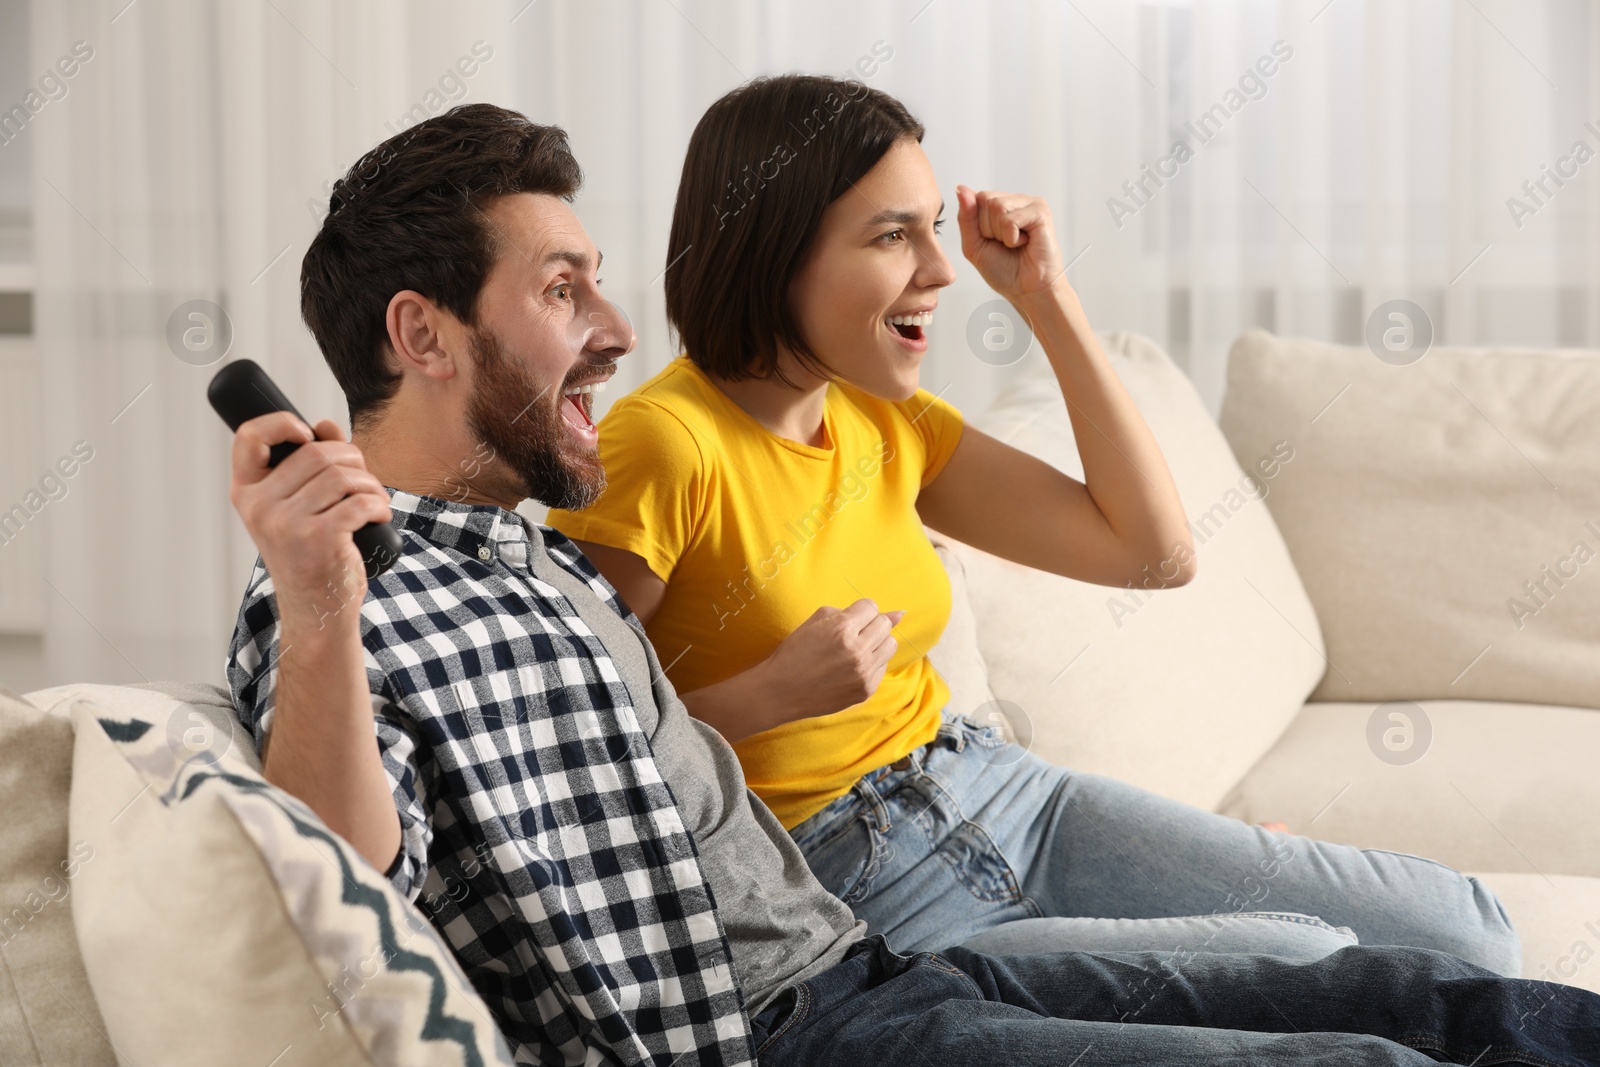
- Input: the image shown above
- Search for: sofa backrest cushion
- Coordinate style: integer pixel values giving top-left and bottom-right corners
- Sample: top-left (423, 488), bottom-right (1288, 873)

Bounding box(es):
top-left (1220, 329), bottom-right (1600, 709)
top-left (926, 532), bottom-right (999, 728)
top-left (946, 331), bottom-right (1327, 810)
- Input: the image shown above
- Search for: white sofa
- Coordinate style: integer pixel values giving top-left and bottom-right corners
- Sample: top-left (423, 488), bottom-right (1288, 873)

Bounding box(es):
top-left (3, 328), bottom-right (1597, 1065)
top-left (927, 328), bottom-right (1600, 996)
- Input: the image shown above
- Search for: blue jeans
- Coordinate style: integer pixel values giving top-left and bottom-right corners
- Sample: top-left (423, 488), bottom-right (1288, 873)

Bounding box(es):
top-left (750, 934), bottom-right (1600, 1065)
top-left (790, 715), bottom-right (1521, 973)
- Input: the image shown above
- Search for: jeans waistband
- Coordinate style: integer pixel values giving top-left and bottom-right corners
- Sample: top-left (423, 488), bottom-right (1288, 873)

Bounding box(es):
top-left (791, 714), bottom-right (994, 847)
top-left (749, 936), bottom-right (902, 1051)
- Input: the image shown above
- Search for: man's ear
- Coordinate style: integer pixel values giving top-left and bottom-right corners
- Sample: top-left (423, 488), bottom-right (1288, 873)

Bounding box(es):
top-left (385, 289), bottom-right (463, 382)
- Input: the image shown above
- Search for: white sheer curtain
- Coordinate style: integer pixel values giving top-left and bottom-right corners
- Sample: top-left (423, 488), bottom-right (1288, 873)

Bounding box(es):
top-left (27, 0), bottom-right (519, 687)
top-left (24, 0), bottom-right (1600, 688)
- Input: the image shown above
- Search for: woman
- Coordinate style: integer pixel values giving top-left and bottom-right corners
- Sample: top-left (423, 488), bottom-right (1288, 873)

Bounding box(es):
top-left (546, 74), bottom-right (1520, 971)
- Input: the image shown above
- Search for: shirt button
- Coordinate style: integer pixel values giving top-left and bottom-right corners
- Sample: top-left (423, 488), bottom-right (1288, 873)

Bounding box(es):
top-left (477, 546), bottom-right (492, 561)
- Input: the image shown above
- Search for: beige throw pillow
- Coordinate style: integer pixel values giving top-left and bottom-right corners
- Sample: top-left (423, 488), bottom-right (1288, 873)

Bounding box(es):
top-left (66, 686), bottom-right (513, 1067)
top-left (0, 687), bottom-right (115, 1067)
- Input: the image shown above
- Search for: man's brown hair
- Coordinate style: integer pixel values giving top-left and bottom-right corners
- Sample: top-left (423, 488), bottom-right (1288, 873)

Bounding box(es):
top-left (664, 75), bottom-right (924, 386)
top-left (300, 103), bottom-right (581, 431)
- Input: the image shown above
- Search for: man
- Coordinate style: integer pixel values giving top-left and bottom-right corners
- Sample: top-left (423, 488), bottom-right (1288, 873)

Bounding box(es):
top-left (224, 103), bottom-right (1600, 1066)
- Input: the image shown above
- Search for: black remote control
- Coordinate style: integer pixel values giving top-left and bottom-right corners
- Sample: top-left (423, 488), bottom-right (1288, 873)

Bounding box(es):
top-left (207, 358), bottom-right (403, 578)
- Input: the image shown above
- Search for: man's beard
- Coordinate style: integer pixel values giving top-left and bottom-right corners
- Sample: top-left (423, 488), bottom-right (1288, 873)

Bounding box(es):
top-left (464, 324), bottom-right (606, 511)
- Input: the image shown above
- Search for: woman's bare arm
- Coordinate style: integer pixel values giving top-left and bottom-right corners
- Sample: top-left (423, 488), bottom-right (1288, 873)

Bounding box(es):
top-left (916, 185), bottom-right (1195, 590)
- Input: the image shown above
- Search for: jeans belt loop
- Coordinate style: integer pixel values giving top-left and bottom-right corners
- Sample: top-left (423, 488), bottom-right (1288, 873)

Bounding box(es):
top-left (851, 773), bottom-right (892, 834)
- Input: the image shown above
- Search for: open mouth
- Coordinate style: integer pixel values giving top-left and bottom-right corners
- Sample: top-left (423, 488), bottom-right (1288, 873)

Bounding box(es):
top-left (559, 379), bottom-right (607, 436)
top-left (888, 311), bottom-right (933, 343)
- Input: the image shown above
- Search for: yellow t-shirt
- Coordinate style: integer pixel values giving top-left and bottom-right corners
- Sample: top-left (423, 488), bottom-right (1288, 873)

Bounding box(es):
top-left (547, 355), bottom-right (965, 829)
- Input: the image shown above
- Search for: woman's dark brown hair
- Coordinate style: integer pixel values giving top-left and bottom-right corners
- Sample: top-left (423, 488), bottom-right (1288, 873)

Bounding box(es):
top-left (300, 103), bottom-right (581, 431)
top-left (665, 74), bottom-right (924, 386)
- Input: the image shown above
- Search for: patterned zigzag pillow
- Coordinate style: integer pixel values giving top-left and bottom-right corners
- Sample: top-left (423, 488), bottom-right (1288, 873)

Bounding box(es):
top-left (65, 689), bottom-right (514, 1067)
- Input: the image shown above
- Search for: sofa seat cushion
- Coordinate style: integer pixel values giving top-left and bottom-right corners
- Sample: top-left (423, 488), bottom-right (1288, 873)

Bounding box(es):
top-left (950, 331), bottom-right (1326, 811)
top-left (1219, 329), bottom-right (1600, 709)
top-left (1469, 873), bottom-right (1600, 995)
top-left (1219, 699), bottom-right (1600, 879)
top-left (65, 682), bottom-right (514, 1066)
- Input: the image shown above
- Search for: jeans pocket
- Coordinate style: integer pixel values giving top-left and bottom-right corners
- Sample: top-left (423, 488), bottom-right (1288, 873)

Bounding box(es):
top-left (752, 982), bottom-right (810, 1059)
top-left (789, 791), bottom-right (863, 854)
top-left (936, 818), bottom-right (1025, 905)
top-left (800, 812), bottom-right (885, 906)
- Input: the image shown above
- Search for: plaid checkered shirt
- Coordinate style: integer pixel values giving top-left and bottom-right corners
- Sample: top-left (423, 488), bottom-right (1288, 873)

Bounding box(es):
top-left (226, 488), bottom-right (756, 1066)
